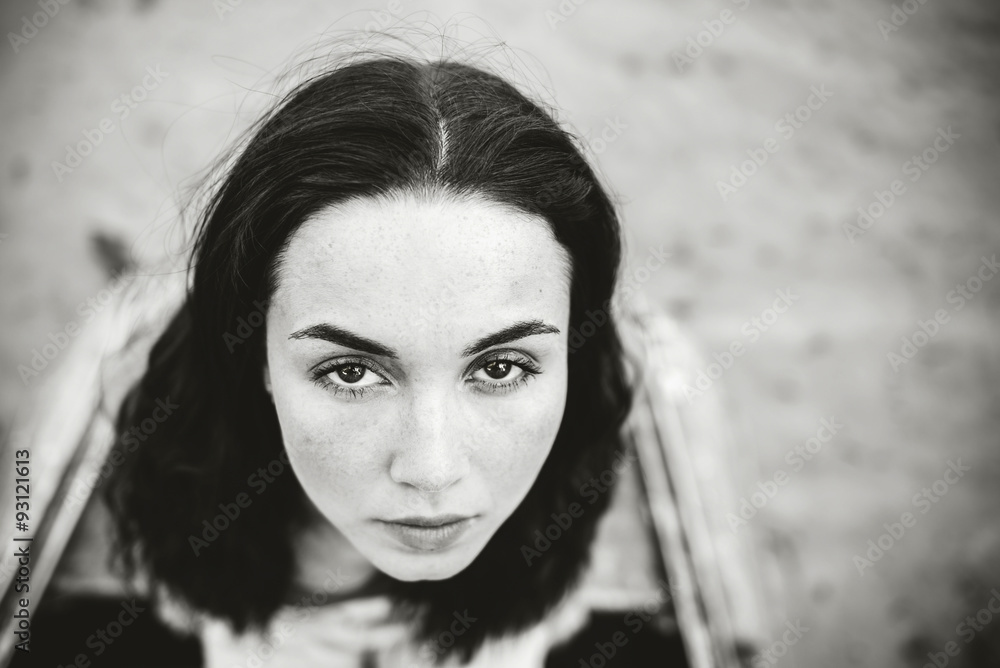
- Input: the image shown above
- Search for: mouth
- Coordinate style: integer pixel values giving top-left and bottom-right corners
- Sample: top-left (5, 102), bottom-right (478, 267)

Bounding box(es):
top-left (377, 515), bottom-right (476, 551)
top-left (386, 514), bottom-right (472, 528)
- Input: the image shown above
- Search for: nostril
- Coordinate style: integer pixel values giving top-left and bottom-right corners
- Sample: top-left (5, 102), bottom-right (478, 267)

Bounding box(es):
top-left (393, 472), bottom-right (460, 496)
top-left (388, 454), bottom-right (466, 495)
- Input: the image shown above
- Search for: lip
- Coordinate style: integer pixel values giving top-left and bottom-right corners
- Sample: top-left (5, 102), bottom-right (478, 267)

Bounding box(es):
top-left (377, 515), bottom-right (476, 551)
top-left (386, 514), bottom-right (472, 528)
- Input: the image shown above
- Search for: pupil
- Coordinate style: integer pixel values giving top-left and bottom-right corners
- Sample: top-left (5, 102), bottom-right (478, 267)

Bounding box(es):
top-left (338, 364), bottom-right (365, 383)
top-left (486, 360), bottom-right (511, 380)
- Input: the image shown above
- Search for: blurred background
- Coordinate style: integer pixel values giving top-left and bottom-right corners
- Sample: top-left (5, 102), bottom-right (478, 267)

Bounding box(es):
top-left (0, 0), bottom-right (998, 666)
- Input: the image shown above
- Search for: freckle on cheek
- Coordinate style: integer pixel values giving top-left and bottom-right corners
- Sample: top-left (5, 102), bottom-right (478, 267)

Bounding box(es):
top-left (480, 408), bottom-right (559, 478)
top-left (287, 421), bottom-right (383, 479)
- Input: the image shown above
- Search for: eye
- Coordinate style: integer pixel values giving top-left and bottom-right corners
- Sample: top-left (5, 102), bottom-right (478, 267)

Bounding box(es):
top-left (474, 358), bottom-right (521, 382)
top-left (311, 357), bottom-right (391, 399)
top-left (469, 352), bottom-right (542, 394)
top-left (329, 363), bottom-right (382, 387)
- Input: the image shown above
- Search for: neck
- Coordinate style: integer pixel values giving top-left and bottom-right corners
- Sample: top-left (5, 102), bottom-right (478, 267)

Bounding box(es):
top-left (289, 495), bottom-right (381, 604)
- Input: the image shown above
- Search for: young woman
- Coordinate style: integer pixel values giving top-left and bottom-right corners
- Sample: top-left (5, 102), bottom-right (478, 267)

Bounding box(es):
top-left (103, 54), bottom-right (642, 666)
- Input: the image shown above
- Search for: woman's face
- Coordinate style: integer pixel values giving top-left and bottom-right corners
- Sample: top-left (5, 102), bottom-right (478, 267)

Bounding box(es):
top-left (263, 191), bottom-right (572, 581)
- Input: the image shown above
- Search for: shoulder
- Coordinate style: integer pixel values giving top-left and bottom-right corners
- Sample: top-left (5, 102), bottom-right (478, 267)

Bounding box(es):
top-left (198, 603), bottom-right (562, 668)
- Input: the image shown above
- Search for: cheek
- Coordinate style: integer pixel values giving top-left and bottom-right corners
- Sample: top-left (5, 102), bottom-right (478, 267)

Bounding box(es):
top-left (271, 384), bottom-right (387, 506)
top-left (470, 376), bottom-right (568, 500)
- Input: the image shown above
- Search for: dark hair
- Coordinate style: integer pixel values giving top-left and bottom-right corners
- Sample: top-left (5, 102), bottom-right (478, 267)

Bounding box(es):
top-left (104, 54), bottom-right (633, 663)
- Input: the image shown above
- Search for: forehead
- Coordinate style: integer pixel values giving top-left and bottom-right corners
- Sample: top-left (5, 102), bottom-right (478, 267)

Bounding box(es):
top-left (271, 191), bottom-right (572, 341)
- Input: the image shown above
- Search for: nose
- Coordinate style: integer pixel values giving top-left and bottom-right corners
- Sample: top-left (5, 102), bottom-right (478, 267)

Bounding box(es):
top-left (388, 388), bottom-right (470, 495)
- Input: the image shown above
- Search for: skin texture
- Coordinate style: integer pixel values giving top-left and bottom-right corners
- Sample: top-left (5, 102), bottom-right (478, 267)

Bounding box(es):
top-left (263, 190), bottom-right (572, 584)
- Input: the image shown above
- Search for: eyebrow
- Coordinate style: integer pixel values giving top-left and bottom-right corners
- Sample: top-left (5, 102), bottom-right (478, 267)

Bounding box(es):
top-left (288, 319), bottom-right (560, 358)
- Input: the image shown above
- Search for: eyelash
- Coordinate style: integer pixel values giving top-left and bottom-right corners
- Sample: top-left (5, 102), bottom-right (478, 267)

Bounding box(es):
top-left (310, 352), bottom-right (542, 400)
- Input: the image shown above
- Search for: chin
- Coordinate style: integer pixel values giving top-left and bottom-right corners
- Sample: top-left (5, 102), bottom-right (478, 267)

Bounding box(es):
top-left (366, 538), bottom-right (484, 582)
